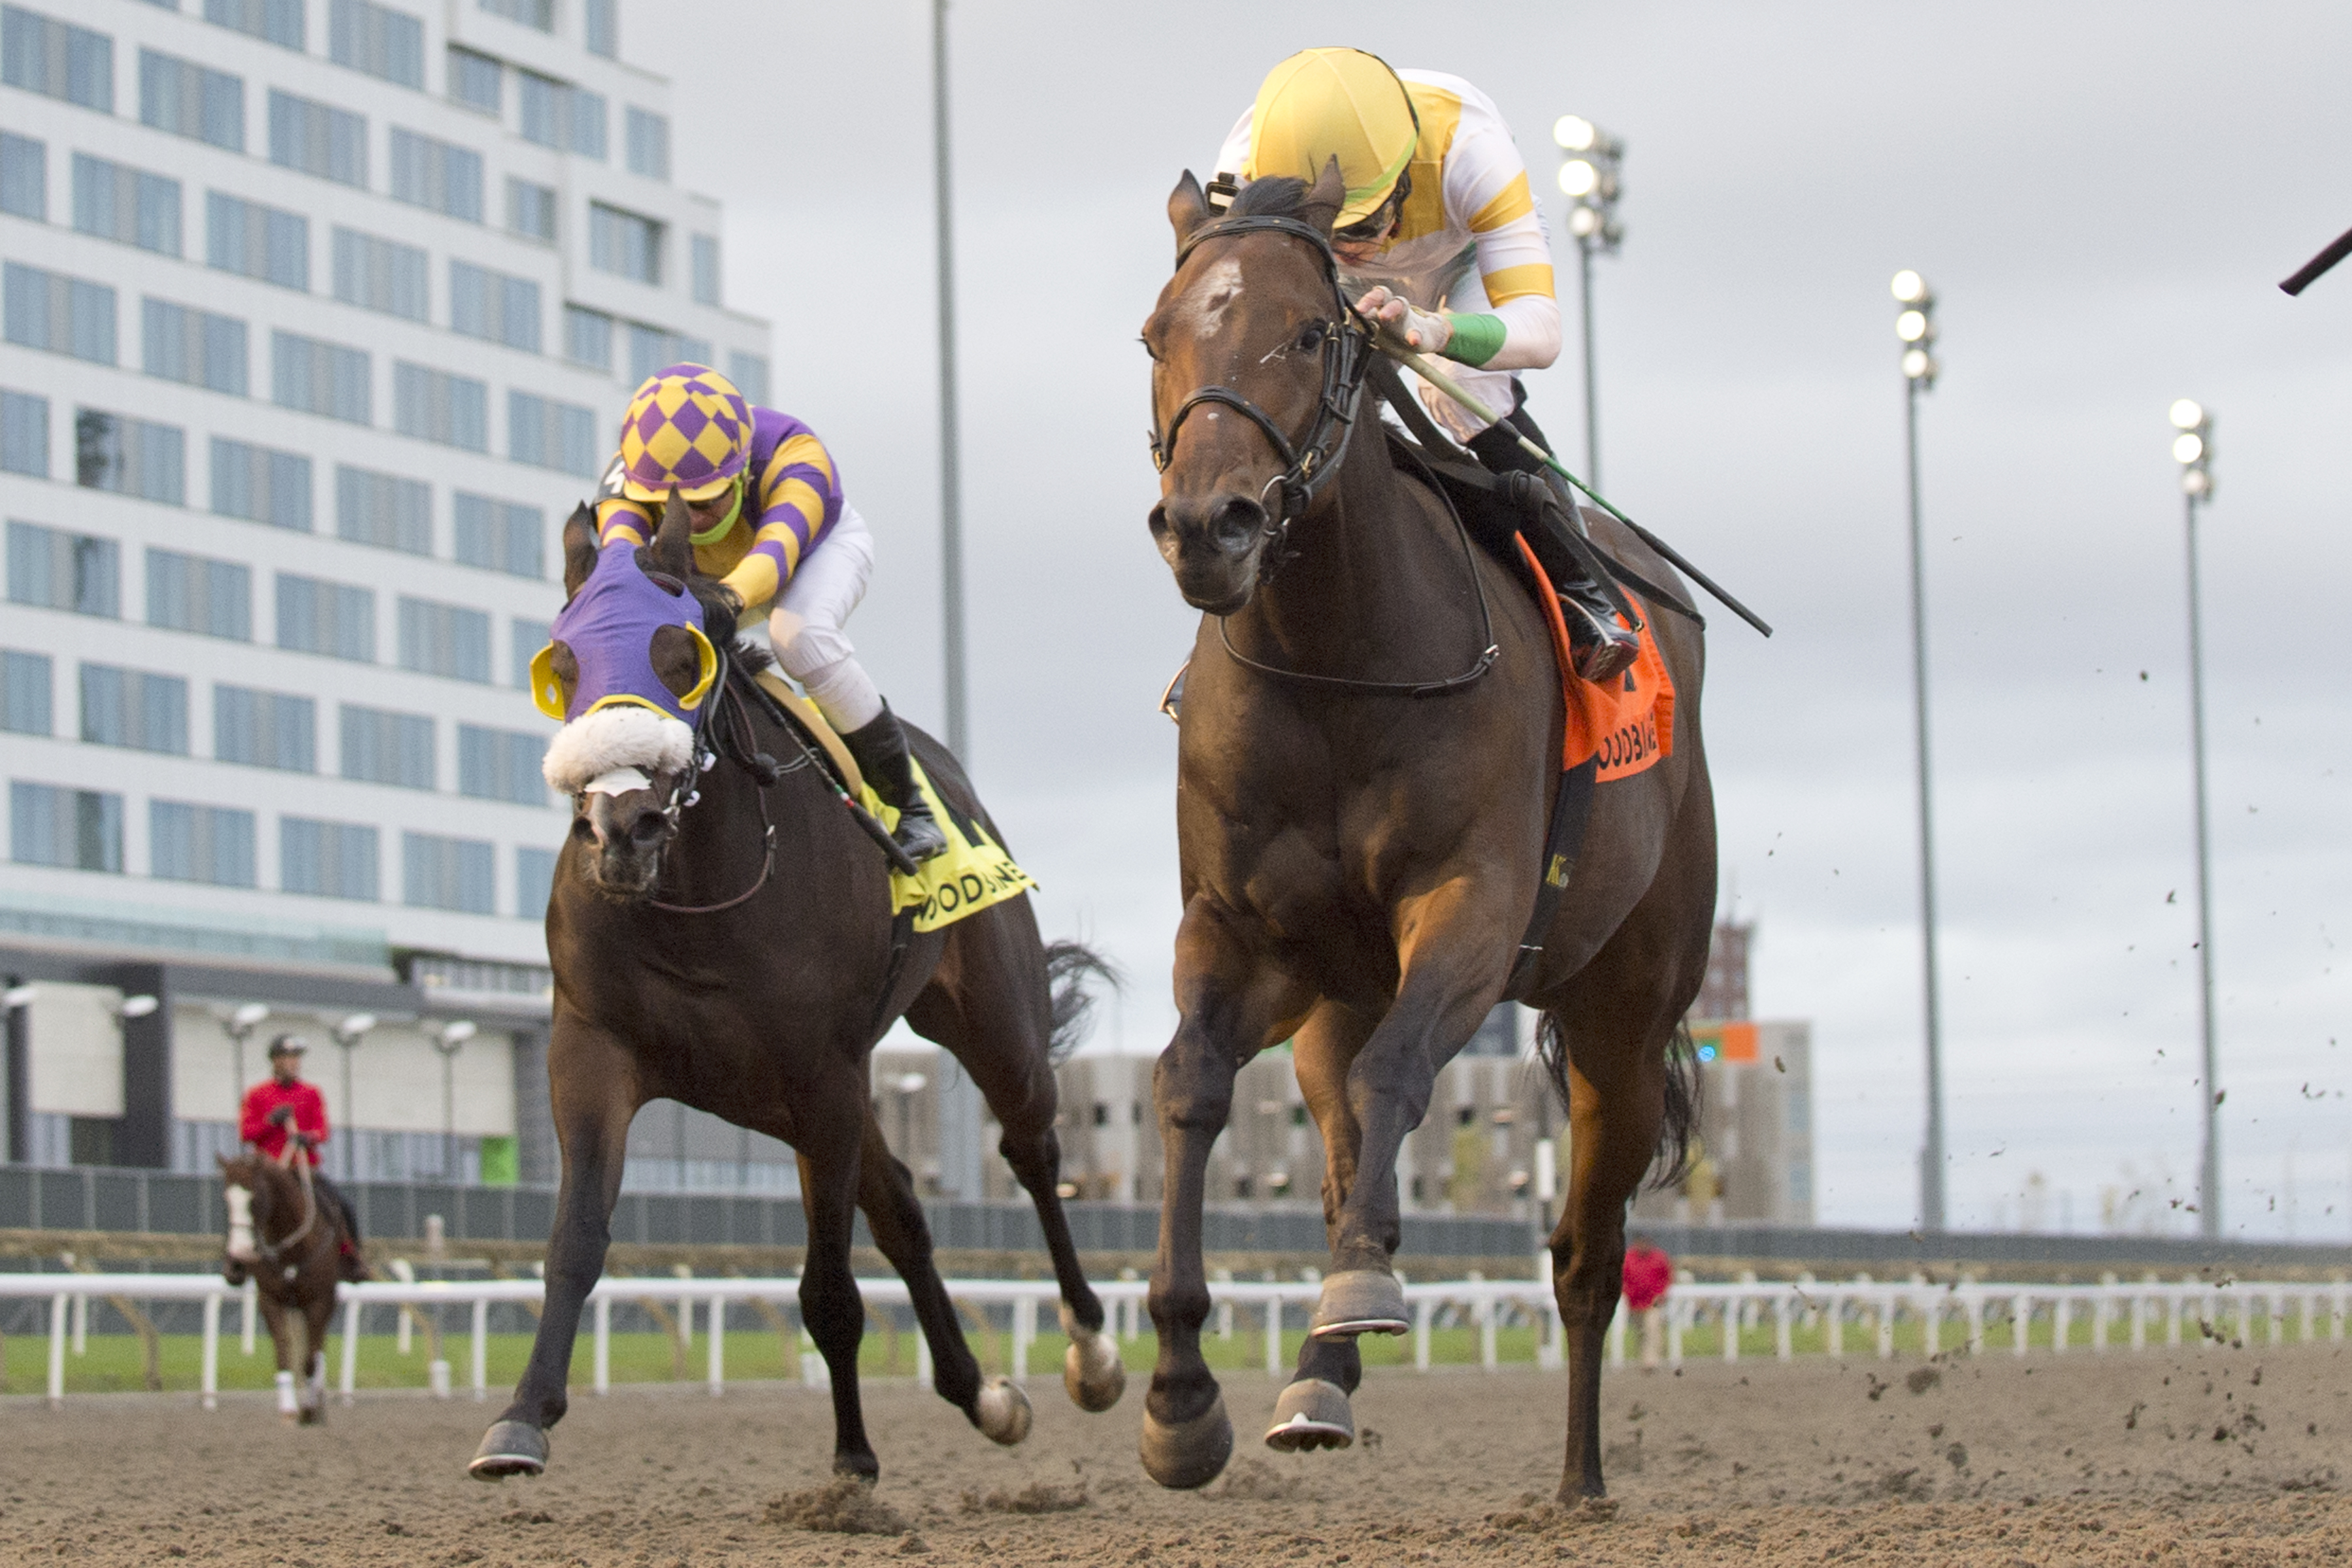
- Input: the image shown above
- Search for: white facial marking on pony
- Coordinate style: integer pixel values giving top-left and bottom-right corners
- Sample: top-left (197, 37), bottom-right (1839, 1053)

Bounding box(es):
top-left (225, 1184), bottom-right (257, 1262)
top-left (1181, 256), bottom-right (1245, 340)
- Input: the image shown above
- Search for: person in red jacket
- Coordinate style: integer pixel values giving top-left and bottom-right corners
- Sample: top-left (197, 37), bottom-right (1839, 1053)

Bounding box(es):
top-left (238, 1035), bottom-right (368, 1281)
top-left (1622, 1234), bottom-right (1673, 1370)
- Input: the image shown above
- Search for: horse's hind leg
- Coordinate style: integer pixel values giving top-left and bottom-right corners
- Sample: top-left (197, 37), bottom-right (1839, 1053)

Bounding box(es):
top-left (259, 1293), bottom-right (300, 1422)
top-left (471, 1022), bottom-right (638, 1480)
top-left (852, 1112), bottom-right (1030, 1445)
top-left (300, 1290), bottom-right (335, 1425)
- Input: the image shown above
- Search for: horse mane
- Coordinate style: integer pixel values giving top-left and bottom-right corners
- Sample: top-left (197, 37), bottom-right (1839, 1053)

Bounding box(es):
top-left (659, 562), bottom-right (775, 678)
top-left (1226, 174), bottom-right (1314, 220)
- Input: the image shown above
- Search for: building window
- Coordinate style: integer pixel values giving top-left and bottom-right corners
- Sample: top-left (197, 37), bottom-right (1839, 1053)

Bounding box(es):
top-left (2, 388), bottom-right (48, 476)
top-left (583, 0), bottom-right (615, 54)
top-left (73, 154), bottom-right (182, 256)
top-left (332, 227), bottom-right (428, 320)
top-left (0, 130), bottom-right (42, 218)
top-left (142, 299), bottom-right (247, 396)
top-left (507, 391), bottom-right (598, 476)
top-left (459, 723), bottom-right (546, 804)
top-left (1, 7), bottom-right (113, 113)
top-left (691, 234), bottom-right (719, 306)
top-left (276, 573), bottom-right (374, 661)
top-left (393, 362), bottom-right (489, 451)
top-left (563, 304), bottom-right (612, 370)
top-left (329, 0), bottom-right (421, 88)
top-left (2, 648), bottom-right (51, 734)
top-left (151, 800), bottom-right (256, 887)
top-left (389, 128), bottom-right (483, 221)
top-left (340, 702), bottom-right (434, 788)
top-left (627, 108), bottom-right (669, 181)
top-left (272, 331), bottom-right (370, 425)
top-left (76, 409), bottom-right (185, 505)
top-left (214, 684), bottom-right (313, 770)
top-left (505, 177), bottom-right (557, 243)
top-left (210, 438), bottom-right (311, 531)
top-left (10, 780), bottom-right (122, 872)
top-left (146, 548), bottom-right (250, 640)
top-left (269, 90), bottom-right (368, 188)
top-left (625, 323), bottom-right (710, 387)
top-left (80, 662), bottom-right (189, 753)
top-left (589, 203), bottom-right (661, 284)
top-left (139, 49), bottom-right (244, 152)
top-left (478, 0), bottom-right (552, 31)
top-left (404, 830), bottom-right (494, 913)
top-left (510, 617), bottom-right (549, 688)
top-left (515, 844), bottom-right (556, 915)
top-left (333, 464), bottom-right (431, 553)
top-left (7, 520), bottom-right (118, 615)
top-left (204, 0), bottom-right (304, 50)
top-left (206, 192), bottom-right (308, 291)
top-left (447, 45), bottom-right (500, 114)
top-left (3, 261), bottom-right (116, 365)
top-left (450, 262), bottom-right (542, 353)
top-left (397, 595), bottom-right (491, 682)
top-left (453, 493), bottom-right (543, 577)
top-left (728, 351), bottom-right (770, 406)
top-left (281, 815), bottom-right (376, 899)
top-left (519, 71), bottom-right (604, 158)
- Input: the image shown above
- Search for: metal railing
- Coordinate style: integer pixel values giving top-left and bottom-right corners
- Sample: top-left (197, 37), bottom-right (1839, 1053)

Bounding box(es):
top-left (4, 1271), bottom-right (2345, 1410)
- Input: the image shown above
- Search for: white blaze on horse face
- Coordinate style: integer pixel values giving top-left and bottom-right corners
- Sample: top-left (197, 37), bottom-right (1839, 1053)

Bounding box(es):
top-left (1179, 255), bottom-right (1245, 342)
top-left (585, 766), bottom-right (653, 796)
top-left (225, 1184), bottom-right (257, 1262)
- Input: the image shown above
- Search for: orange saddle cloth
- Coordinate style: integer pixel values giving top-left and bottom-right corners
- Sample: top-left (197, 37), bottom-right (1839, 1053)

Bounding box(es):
top-left (1512, 534), bottom-right (1676, 782)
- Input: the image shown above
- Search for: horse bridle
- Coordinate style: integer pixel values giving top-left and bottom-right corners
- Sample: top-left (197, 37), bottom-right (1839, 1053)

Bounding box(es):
top-left (1149, 214), bottom-right (1374, 581)
top-left (645, 638), bottom-right (791, 916)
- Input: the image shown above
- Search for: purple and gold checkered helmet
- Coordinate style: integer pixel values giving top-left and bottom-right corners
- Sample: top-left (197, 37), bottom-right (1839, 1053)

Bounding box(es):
top-left (615, 364), bottom-right (753, 502)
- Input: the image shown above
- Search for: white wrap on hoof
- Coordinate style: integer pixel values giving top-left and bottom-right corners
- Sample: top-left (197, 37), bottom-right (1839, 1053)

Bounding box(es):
top-left (1058, 1302), bottom-right (1126, 1413)
top-left (974, 1376), bottom-right (1034, 1446)
top-left (1309, 1267), bottom-right (1411, 1339)
top-left (1264, 1377), bottom-right (1354, 1452)
top-left (469, 1420), bottom-right (550, 1480)
top-left (1139, 1390), bottom-right (1233, 1490)
top-left (274, 1369), bottom-right (297, 1420)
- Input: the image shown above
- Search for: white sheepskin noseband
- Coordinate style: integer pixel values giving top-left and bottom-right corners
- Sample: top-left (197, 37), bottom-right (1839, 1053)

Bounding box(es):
top-left (542, 704), bottom-right (694, 794)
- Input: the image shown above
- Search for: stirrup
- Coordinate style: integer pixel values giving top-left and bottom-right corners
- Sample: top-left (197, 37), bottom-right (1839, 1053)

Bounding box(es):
top-left (1557, 594), bottom-right (1640, 685)
top-left (892, 810), bottom-right (949, 864)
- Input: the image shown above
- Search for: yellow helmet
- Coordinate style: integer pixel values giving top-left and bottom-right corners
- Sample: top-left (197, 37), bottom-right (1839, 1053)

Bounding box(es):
top-left (1243, 48), bottom-right (1418, 227)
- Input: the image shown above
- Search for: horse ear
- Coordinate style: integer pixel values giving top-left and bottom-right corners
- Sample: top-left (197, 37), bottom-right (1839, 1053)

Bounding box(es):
top-left (1168, 170), bottom-right (1211, 252)
top-left (1301, 156), bottom-right (1347, 237)
top-left (650, 485), bottom-right (694, 578)
top-left (561, 503), bottom-right (598, 598)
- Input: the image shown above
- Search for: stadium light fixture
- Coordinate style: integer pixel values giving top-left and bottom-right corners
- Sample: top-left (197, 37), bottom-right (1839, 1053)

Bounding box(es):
top-left (1553, 112), bottom-right (1625, 489)
top-left (2170, 400), bottom-right (2220, 1237)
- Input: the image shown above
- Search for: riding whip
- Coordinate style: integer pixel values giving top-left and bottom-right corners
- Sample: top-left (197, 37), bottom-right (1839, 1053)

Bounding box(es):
top-left (1375, 335), bottom-right (1774, 638)
top-left (2280, 223), bottom-right (2352, 296)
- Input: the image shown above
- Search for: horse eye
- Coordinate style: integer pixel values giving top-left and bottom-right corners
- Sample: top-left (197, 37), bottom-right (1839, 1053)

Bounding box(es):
top-left (1296, 322), bottom-right (1328, 351)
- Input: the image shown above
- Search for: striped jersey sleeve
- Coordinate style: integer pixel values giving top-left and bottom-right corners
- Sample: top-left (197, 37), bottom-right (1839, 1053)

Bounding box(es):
top-left (719, 408), bottom-right (842, 609)
top-left (1410, 70), bottom-right (1561, 372)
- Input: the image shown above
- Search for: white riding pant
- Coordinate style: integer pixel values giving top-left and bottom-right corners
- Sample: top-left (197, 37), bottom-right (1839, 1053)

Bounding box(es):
top-left (763, 502), bottom-right (884, 733)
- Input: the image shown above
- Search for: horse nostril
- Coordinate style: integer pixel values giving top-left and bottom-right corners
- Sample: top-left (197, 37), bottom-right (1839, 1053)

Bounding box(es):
top-left (1147, 502), bottom-right (1172, 542)
top-left (570, 815), bottom-right (598, 845)
top-left (629, 810), bottom-right (666, 847)
top-left (1213, 497), bottom-right (1265, 555)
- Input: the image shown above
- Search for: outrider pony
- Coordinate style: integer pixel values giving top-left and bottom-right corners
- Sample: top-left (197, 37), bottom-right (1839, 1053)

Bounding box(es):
top-left (469, 496), bottom-right (1123, 1483)
top-left (219, 1145), bottom-right (342, 1423)
top-left (1136, 162), bottom-right (1716, 1501)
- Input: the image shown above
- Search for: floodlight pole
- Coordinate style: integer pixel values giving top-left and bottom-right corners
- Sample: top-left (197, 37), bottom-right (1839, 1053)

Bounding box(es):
top-left (2183, 485), bottom-right (2220, 1237)
top-left (931, 0), bottom-right (969, 762)
top-left (1903, 368), bottom-right (1948, 1235)
top-left (1576, 234), bottom-right (1601, 490)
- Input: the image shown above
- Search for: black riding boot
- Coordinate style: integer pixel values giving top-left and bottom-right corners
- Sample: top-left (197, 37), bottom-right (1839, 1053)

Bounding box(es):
top-left (312, 1169), bottom-right (370, 1282)
top-left (1469, 401), bottom-right (1641, 685)
top-left (840, 704), bottom-right (949, 864)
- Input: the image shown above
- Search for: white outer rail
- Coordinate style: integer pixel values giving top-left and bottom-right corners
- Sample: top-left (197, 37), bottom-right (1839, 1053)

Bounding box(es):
top-left (4, 1273), bottom-right (2344, 1409)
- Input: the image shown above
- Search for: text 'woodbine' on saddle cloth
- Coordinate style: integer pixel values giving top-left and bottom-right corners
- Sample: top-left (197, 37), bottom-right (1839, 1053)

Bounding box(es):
top-left (866, 758), bottom-right (1037, 932)
top-left (1515, 534), bottom-right (1676, 782)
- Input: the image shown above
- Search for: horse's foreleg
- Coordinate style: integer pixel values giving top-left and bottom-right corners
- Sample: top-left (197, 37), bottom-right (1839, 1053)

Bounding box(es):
top-left (851, 1113), bottom-right (987, 1424)
top-left (300, 1289), bottom-right (335, 1425)
top-left (798, 1125), bottom-right (881, 1478)
top-left (260, 1293), bottom-right (299, 1421)
top-left (470, 1024), bottom-right (638, 1480)
top-left (1141, 899), bottom-right (1309, 1490)
top-left (1265, 1002), bottom-right (1373, 1454)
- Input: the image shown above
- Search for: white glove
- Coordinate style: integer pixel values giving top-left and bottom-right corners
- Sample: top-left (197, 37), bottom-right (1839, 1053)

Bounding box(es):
top-left (1354, 286), bottom-right (1452, 355)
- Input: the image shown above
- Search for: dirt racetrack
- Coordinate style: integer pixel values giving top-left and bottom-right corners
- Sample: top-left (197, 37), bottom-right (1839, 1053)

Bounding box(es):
top-left (6, 1341), bottom-right (2349, 1566)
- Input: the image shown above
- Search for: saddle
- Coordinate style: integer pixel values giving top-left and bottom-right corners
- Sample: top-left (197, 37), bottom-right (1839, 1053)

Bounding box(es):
top-left (749, 670), bottom-right (863, 796)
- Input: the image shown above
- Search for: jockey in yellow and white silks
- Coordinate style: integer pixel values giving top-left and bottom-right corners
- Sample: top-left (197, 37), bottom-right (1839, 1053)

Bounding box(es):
top-left (591, 365), bottom-right (947, 862)
top-left (1215, 49), bottom-right (1639, 683)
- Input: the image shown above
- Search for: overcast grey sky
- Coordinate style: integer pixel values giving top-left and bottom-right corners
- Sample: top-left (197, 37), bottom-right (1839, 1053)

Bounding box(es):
top-left (623, 1), bottom-right (2352, 1237)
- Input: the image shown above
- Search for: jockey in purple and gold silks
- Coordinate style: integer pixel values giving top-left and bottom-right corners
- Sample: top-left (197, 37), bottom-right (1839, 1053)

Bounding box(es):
top-left (590, 365), bottom-right (948, 862)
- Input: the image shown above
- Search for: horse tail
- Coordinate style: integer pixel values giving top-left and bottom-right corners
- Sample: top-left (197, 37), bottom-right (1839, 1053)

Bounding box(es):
top-left (1042, 940), bottom-right (1122, 1065)
top-left (1532, 1012), bottom-right (1705, 1193)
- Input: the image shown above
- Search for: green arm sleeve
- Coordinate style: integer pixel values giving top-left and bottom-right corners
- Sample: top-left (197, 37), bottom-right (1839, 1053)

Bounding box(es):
top-left (1441, 312), bottom-right (1507, 368)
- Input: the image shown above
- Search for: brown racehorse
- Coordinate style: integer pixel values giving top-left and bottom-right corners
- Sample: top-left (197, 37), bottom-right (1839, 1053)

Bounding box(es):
top-left (1136, 162), bottom-right (1716, 1502)
top-left (468, 496), bottom-right (1124, 1484)
top-left (219, 1147), bottom-right (341, 1423)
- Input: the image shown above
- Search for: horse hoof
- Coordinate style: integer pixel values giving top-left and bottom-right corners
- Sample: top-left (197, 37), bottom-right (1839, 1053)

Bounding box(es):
top-left (1058, 1305), bottom-right (1126, 1413)
top-left (975, 1377), bottom-right (1033, 1446)
top-left (1263, 1378), bottom-right (1353, 1453)
top-left (469, 1420), bottom-right (549, 1480)
top-left (1139, 1392), bottom-right (1233, 1490)
top-left (1310, 1268), bottom-right (1410, 1339)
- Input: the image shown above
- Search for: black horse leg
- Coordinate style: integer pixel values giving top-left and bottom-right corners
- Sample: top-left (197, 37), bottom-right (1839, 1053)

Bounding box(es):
top-left (852, 1113), bottom-right (984, 1418)
top-left (1267, 1001), bottom-right (1373, 1451)
top-left (797, 1129), bottom-right (879, 1478)
top-left (470, 1026), bottom-right (637, 1479)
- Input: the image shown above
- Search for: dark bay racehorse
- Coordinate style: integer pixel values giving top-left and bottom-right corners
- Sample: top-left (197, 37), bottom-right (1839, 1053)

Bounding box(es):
top-left (1137, 163), bottom-right (1716, 1501)
top-left (470, 497), bottom-right (1123, 1483)
top-left (219, 1146), bottom-right (341, 1423)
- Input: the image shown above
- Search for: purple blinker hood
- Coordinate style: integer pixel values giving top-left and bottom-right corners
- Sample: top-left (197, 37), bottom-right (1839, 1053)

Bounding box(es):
top-left (541, 543), bottom-right (714, 725)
